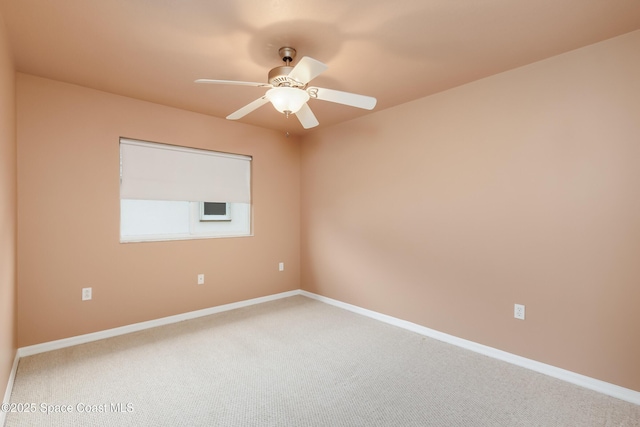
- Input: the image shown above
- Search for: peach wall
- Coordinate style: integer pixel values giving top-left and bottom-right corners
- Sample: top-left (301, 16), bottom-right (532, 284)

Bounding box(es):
top-left (16, 74), bottom-right (300, 347)
top-left (0, 11), bottom-right (16, 398)
top-left (301, 31), bottom-right (640, 391)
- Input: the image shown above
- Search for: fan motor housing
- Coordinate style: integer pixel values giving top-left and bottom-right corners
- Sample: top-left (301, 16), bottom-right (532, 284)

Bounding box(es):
top-left (268, 66), bottom-right (304, 88)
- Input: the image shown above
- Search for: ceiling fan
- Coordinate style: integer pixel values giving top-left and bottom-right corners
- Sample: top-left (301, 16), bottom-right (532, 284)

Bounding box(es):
top-left (195, 47), bottom-right (377, 129)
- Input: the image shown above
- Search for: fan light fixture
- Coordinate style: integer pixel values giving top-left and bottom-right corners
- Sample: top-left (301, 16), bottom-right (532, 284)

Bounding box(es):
top-left (265, 87), bottom-right (309, 116)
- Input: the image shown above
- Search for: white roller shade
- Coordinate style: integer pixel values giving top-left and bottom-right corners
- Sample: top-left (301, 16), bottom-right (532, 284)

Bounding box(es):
top-left (120, 139), bottom-right (251, 203)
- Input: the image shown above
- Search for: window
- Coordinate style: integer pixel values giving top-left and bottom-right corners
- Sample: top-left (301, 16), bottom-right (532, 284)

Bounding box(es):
top-left (119, 138), bottom-right (251, 242)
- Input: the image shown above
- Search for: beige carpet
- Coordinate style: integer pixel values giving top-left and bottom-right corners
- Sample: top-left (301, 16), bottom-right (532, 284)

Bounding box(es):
top-left (5, 296), bottom-right (640, 426)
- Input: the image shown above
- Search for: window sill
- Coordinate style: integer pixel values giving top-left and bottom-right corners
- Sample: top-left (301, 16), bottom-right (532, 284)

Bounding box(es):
top-left (120, 233), bottom-right (253, 243)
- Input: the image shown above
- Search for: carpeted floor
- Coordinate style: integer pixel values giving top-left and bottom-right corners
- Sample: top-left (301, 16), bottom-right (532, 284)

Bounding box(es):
top-left (5, 295), bottom-right (640, 426)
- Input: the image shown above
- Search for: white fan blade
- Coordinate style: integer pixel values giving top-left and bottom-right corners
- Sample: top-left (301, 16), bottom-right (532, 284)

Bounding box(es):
top-left (295, 103), bottom-right (319, 129)
top-left (287, 57), bottom-right (328, 85)
top-left (195, 79), bottom-right (272, 88)
top-left (227, 96), bottom-right (270, 120)
top-left (309, 87), bottom-right (377, 110)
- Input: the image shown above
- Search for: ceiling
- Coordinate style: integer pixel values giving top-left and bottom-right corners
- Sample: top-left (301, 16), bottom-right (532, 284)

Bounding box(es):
top-left (1, 0), bottom-right (639, 136)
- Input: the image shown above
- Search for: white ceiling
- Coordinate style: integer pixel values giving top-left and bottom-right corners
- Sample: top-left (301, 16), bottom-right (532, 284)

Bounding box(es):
top-left (2, 0), bottom-right (639, 135)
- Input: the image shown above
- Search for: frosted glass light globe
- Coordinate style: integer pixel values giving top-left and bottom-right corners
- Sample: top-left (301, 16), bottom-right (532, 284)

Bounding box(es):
top-left (265, 87), bottom-right (309, 114)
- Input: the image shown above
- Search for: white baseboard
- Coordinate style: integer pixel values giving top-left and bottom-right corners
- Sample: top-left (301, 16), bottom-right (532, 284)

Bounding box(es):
top-left (1, 351), bottom-right (19, 427)
top-left (4, 288), bottom-right (639, 415)
top-left (299, 290), bottom-right (640, 406)
top-left (17, 290), bottom-right (299, 358)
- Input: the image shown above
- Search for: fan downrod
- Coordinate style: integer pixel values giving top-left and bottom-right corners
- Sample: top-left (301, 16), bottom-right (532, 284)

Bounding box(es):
top-left (278, 47), bottom-right (296, 65)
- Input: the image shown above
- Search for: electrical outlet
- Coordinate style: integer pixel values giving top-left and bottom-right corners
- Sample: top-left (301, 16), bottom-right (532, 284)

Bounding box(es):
top-left (82, 287), bottom-right (92, 301)
top-left (514, 304), bottom-right (525, 320)
top-left (278, 262), bottom-right (284, 271)
top-left (197, 274), bottom-right (205, 285)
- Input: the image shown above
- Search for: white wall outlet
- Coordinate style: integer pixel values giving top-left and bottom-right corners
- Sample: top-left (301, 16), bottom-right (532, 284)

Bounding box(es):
top-left (514, 304), bottom-right (525, 320)
top-left (82, 287), bottom-right (92, 301)
top-left (197, 274), bottom-right (205, 285)
top-left (278, 262), bottom-right (284, 272)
